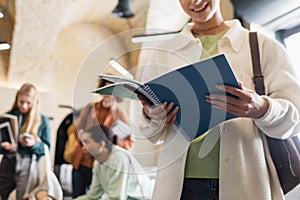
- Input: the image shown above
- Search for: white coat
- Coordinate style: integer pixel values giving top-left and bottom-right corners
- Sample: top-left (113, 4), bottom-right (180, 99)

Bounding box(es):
top-left (130, 20), bottom-right (300, 200)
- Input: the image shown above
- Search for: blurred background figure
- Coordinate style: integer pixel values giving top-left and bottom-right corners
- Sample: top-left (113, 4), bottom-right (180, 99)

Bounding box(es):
top-left (65, 78), bottom-right (134, 199)
top-left (75, 125), bottom-right (152, 200)
top-left (0, 83), bottom-right (51, 200)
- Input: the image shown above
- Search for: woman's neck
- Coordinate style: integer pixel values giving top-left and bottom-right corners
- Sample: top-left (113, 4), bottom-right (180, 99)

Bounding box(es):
top-left (101, 99), bottom-right (112, 108)
top-left (192, 11), bottom-right (227, 36)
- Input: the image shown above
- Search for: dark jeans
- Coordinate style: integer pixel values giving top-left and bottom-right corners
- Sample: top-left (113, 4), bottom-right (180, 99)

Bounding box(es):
top-left (0, 154), bottom-right (31, 200)
top-left (0, 155), bottom-right (16, 200)
top-left (181, 178), bottom-right (219, 200)
top-left (72, 165), bottom-right (92, 198)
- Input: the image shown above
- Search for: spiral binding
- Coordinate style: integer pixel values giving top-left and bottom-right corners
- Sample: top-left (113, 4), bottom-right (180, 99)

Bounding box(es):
top-left (138, 84), bottom-right (182, 133)
top-left (138, 85), bottom-right (161, 105)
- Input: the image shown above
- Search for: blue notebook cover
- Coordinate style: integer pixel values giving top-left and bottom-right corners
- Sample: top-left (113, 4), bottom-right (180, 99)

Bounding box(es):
top-left (95, 54), bottom-right (239, 140)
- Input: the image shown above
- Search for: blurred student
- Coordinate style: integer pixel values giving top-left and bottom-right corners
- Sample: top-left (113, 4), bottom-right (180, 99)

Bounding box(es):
top-left (0, 83), bottom-right (51, 200)
top-left (66, 78), bottom-right (134, 198)
top-left (75, 125), bottom-right (152, 200)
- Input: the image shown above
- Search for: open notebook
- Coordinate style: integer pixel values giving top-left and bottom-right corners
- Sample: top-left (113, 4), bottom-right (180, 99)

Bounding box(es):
top-left (94, 54), bottom-right (239, 140)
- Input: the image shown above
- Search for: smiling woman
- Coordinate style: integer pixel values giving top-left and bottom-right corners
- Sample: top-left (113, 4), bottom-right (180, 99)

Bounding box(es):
top-left (130, 0), bottom-right (300, 199)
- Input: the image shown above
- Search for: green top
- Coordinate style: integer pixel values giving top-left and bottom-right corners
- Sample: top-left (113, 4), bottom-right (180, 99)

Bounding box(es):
top-left (76, 146), bottom-right (152, 200)
top-left (199, 28), bottom-right (228, 59)
top-left (184, 28), bottom-right (228, 178)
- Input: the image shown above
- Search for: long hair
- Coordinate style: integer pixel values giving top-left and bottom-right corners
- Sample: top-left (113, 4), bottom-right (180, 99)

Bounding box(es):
top-left (10, 83), bottom-right (41, 139)
top-left (97, 78), bottom-right (123, 103)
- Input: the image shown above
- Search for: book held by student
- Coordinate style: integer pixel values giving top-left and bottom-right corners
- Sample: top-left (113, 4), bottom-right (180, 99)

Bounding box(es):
top-left (94, 54), bottom-right (240, 140)
top-left (0, 114), bottom-right (18, 144)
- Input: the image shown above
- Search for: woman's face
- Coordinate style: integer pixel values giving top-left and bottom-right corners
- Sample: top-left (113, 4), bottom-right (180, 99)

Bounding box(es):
top-left (179, 0), bottom-right (220, 23)
top-left (101, 82), bottom-right (115, 107)
top-left (102, 94), bottom-right (114, 103)
top-left (17, 94), bottom-right (34, 113)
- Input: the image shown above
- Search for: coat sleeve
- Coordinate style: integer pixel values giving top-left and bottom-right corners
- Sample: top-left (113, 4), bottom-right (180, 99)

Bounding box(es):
top-left (253, 33), bottom-right (300, 139)
top-left (129, 49), bottom-right (170, 145)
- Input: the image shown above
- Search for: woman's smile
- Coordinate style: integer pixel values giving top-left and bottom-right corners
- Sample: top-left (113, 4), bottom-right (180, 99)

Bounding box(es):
top-left (191, 1), bottom-right (208, 13)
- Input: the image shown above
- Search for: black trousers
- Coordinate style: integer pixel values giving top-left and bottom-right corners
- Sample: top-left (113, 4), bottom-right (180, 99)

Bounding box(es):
top-left (0, 155), bottom-right (16, 200)
top-left (0, 154), bottom-right (31, 200)
top-left (181, 178), bottom-right (219, 200)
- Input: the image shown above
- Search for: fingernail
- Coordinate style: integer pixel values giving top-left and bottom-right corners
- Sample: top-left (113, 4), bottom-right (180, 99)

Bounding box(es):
top-left (206, 97), bottom-right (211, 102)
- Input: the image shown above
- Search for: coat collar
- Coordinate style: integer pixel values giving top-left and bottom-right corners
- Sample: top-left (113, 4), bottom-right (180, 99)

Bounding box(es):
top-left (166, 19), bottom-right (248, 53)
top-left (223, 20), bottom-right (248, 52)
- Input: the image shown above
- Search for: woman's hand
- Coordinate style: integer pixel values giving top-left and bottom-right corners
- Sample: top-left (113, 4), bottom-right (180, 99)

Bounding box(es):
top-left (138, 95), bottom-right (179, 127)
top-left (206, 82), bottom-right (269, 119)
top-left (19, 134), bottom-right (36, 147)
top-left (1, 142), bottom-right (17, 151)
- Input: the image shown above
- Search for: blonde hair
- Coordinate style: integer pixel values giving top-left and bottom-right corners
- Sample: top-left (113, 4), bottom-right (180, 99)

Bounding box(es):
top-left (11, 83), bottom-right (41, 139)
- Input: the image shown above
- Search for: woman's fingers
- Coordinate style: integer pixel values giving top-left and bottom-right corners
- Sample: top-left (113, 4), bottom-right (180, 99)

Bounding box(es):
top-left (165, 106), bottom-right (179, 127)
top-left (138, 94), bottom-right (179, 126)
top-left (207, 83), bottom-right (268, 118)
top-left (143, 101), bottom-right (179, 126)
